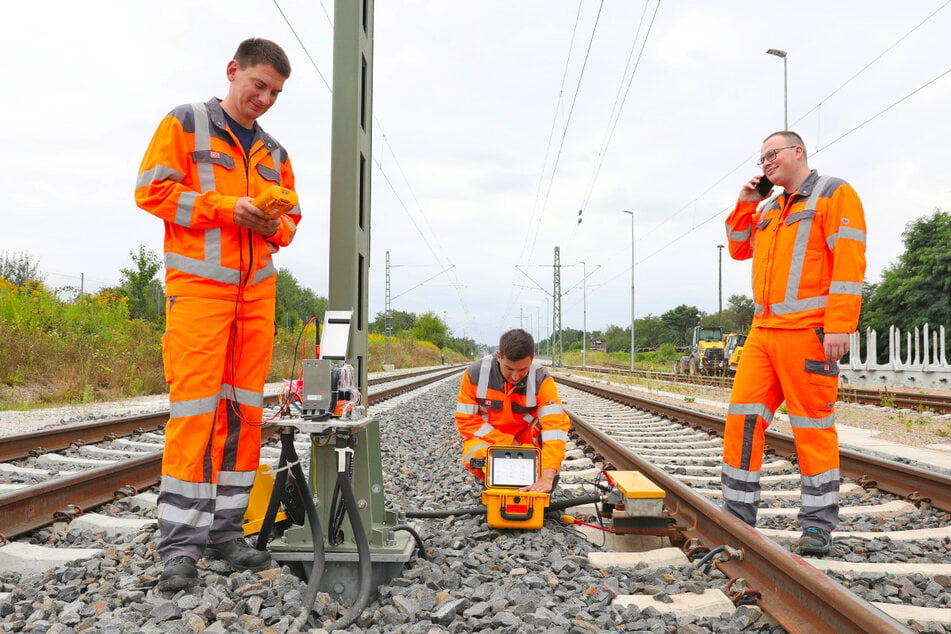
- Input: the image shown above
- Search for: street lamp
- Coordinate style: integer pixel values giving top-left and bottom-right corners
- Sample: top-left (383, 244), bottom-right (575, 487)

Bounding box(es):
top-left (579, 260), bottom-right (587, 368)
top-left (717, 244), bottom-right (724, 330)
top-left (622, 210), bottom-right (635, 371)
top-left (766, 48), bottom-right (788, 130)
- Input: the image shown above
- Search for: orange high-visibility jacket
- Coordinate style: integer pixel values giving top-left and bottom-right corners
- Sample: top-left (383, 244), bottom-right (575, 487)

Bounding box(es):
top-left (134, 98), bottom-right (300, 300)
top-left (455, 355), bottom-right (571, 472)
top-left (724, 170), bottom-right (866, 332)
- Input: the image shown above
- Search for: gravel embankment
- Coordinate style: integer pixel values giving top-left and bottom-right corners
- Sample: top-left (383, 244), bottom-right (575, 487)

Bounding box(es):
top-left (1, 379), bottom-right (788, 633)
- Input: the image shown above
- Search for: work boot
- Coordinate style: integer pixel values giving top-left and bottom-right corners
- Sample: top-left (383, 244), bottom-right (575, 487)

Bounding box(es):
top-left (158, 555), bottom-right (198, 591)
top-left (206, 538), bottom-right (272, 571)
top-left (797, 526), bottom-right (832, 555)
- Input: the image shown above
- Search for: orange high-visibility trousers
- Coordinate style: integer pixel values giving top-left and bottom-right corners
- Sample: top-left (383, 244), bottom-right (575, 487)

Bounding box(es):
top-left (721, 326), bottom-right (841, 531)
top-left (157, 294), bottom-right (275, 561)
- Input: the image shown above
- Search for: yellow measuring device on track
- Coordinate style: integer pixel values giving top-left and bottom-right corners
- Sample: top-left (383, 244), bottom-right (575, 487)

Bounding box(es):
top-left (481, 446), bottom-right (550, 530)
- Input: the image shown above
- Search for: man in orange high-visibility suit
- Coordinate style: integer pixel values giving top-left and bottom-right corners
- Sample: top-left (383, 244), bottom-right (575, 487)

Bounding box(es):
top-left (455, 329), bottom-right (571, 493)
top-left (135, 39), bottom-right (302, 591)
top-left (721, 131), bottom-right (866, 556)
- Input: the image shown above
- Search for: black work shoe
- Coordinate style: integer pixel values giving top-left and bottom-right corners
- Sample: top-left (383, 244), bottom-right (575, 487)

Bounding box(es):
top-left (206, 538), bottom-right (272, 571)
top-left (797, 526), bottom-right (832, 555)
top-left (158, 555), bottom-right (198, 591)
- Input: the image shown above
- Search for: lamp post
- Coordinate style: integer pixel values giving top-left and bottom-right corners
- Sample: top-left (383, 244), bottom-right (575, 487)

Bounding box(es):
top-left (766, 48), bottom-right (787, 129)
top-left (623, 210), bottom-right (635, 371)
top-left (717, 244), bottom-right (724, 330)
top-left (580, 260), bottom-right (587, 368)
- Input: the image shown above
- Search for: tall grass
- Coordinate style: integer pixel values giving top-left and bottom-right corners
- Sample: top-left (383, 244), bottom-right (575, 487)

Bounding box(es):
top-left (0, 281), bottom-right (469, 410)
top-left (0, 281), bottom-right (165, 408)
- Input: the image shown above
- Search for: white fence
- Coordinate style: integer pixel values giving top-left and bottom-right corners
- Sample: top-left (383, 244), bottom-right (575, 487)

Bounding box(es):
top-left (842, 324), bottom-right (950, 390)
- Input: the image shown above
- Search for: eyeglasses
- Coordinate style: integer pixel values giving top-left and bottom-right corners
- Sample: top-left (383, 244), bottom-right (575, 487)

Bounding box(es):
top-left (757, 145), bottom-right (797, 166)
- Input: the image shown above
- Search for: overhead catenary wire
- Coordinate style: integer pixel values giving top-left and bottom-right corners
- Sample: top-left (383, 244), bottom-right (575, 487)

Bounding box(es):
top-left (595, 4), bottom-right (951, 287)
top-left (271, 1), bottom-right (471, 322)
top-left (576, 0), bottom-right (662, 223)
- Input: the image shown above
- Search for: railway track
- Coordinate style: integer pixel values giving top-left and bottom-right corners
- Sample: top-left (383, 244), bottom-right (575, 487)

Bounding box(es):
top-left (555, 376), bottom-right (951, 633)
top-left (0, 365), bottom-right (464, 540)
top-left (564, 365), bottom-right (951, 414)
top-left (2, 365), bottom-right (948, 632)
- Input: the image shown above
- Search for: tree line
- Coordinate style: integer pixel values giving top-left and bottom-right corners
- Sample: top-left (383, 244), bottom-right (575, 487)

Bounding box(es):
top-left (3, 209), bottom-right (948, 356)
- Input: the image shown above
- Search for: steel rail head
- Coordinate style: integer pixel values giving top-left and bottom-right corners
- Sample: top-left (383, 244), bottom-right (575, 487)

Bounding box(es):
top-left (566, 409), bottom-right (914, 634)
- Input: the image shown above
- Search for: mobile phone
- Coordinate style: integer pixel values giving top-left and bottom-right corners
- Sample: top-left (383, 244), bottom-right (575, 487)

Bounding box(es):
top-left (755, 175), bottom-right (773, 198)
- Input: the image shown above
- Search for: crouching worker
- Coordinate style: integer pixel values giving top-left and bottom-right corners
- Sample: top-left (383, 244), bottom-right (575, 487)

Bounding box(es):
top-left (454, 329), bottom-right (571, 493)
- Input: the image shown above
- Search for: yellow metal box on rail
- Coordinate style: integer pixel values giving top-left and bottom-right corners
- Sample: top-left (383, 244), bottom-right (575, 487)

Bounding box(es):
top-left (605, 470), bottom-right (665, 517)
top-left (480, 446), bottom-right (550, 530)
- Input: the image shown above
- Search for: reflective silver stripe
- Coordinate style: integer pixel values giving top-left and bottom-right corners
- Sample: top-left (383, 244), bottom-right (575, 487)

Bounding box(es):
top-left (204, 227), bottom-right (221, 266)
top-left (165, 252), bottom-right (241, 285)
top-left (777, 179), bottom-right (826, 316)
top-left (463, 441), bottom-right (492, 462)
top-left (728, 227), bottom-right (751, 242)
top-left (720, 462), bottom-right (761, 483)
top-left (161, 475), bottom-right (215, 499)
top-left (456, 403), bottom-right (479, 415)
top-left (214, 492), bottom-right (251, 511)
top-left (727, 402), bottom-right (773, 424)
top-left (252, 260), bottom-right (276, 285)
top-left (169, 393), bottom-right (219, 419)
top-left (524, 363), bottom-right (539, 408)
top-left (771, 295), bottom-right (827, 315)
top-left (473, 422), bottom-right (496, 439)
top-left (788, 413), bottom-right (835, 429)
top-left (158, 502), bottom-right (214, 528)
top-left (721, 486), bottom-right (760, 504)
top-left (475, 356), bottom-right (493, 400)
top-left (801, 490), bottom-right (839, 507)
top-left (754, 302), bottom-right (764, 315)
top-left (176, 190), bottom-right (199, 227)
top-left (537, 403), bottom-right (564, 418)
top-left (191, 103), bottom-right (215, 194)
top-left (217, 470), bottom-right (257, 487)
top-left (540, 429), bottom-right (569, 443)
top-left (223, 383), bottom-right (263, 408)
top-left (802, 469), bottom-right (839, 488)
top-left (829, 280), bottom-right (862, 296)
top-left (137, 164), bottom-right (184, 189)
top-left (826, 225), bottom-right (866, 249)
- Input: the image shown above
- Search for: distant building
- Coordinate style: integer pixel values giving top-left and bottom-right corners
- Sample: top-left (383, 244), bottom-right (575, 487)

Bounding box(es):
top-left (590, 338), bottom-right (606, 352)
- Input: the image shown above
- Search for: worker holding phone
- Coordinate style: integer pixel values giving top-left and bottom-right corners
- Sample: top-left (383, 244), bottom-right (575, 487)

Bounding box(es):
top-left (720, 131), bottom-right (867, 555)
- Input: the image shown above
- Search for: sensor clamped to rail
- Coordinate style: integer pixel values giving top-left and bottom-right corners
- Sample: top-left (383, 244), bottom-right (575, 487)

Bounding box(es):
top-left (601, 470), bottom-right (667, 532)
top-left (481, 446), bottom-right (550, 530)
top-left (252, 185), bottom-right (298, 219)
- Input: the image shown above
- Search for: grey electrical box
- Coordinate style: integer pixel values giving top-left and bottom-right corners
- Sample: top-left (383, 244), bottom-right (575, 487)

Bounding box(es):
top-left (301, 358), bottom-right (333, 417)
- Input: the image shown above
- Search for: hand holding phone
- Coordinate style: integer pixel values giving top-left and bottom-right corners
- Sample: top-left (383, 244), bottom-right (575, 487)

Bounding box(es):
top-left (755, 175), bottom-right (773, 198)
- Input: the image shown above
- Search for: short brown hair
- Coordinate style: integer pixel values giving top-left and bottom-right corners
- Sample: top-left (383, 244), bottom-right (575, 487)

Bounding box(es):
top-left (234, 38), bottom-right (291, 78)
top-left (763, 130), bottom-right (807, 159)
top-left (499, 329), bottom-right (535, 361)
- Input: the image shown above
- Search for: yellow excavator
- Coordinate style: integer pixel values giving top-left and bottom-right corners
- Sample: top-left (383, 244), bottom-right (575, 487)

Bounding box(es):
top-left (674, 325), bottom-right (727, 375)
top-left (723, 332), bottom-right (747, 375)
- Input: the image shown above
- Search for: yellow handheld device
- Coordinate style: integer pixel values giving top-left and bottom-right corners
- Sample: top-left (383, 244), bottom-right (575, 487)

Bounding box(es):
top-left (252, 185), bottom-right (298, 220)
top-left (481, 446), bottom-right (550, 530)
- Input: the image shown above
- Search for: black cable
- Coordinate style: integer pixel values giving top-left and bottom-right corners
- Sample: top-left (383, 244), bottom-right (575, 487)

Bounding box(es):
top-left (284, 433), bottom-right (326, 632)
top-left (254, 434), bottom-right (291, 551)
top-left (390, 524), bottom-right (429, 561)
top-left (319, 469), bottom-right (373, 631)
top-left (693, 545), bottom-right (727, 569)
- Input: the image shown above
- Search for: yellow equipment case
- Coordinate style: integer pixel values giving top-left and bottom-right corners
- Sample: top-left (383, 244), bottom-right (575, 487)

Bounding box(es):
top-left (480, 446), bottom-right (550, 530)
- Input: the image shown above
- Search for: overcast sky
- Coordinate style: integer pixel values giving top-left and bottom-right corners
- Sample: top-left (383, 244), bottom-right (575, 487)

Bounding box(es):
top-left (2, 1), bottom-right (949, 346)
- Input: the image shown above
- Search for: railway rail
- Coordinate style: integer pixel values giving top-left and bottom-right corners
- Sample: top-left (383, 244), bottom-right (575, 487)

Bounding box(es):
top-left (557, 375), bottom-right (950, 633)
top-left (0, 365), bottom-right (463, 540)
top-left (2, 365), bottom-right (948, 632)
top-left (564, 365), bottom-right (951, 414)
